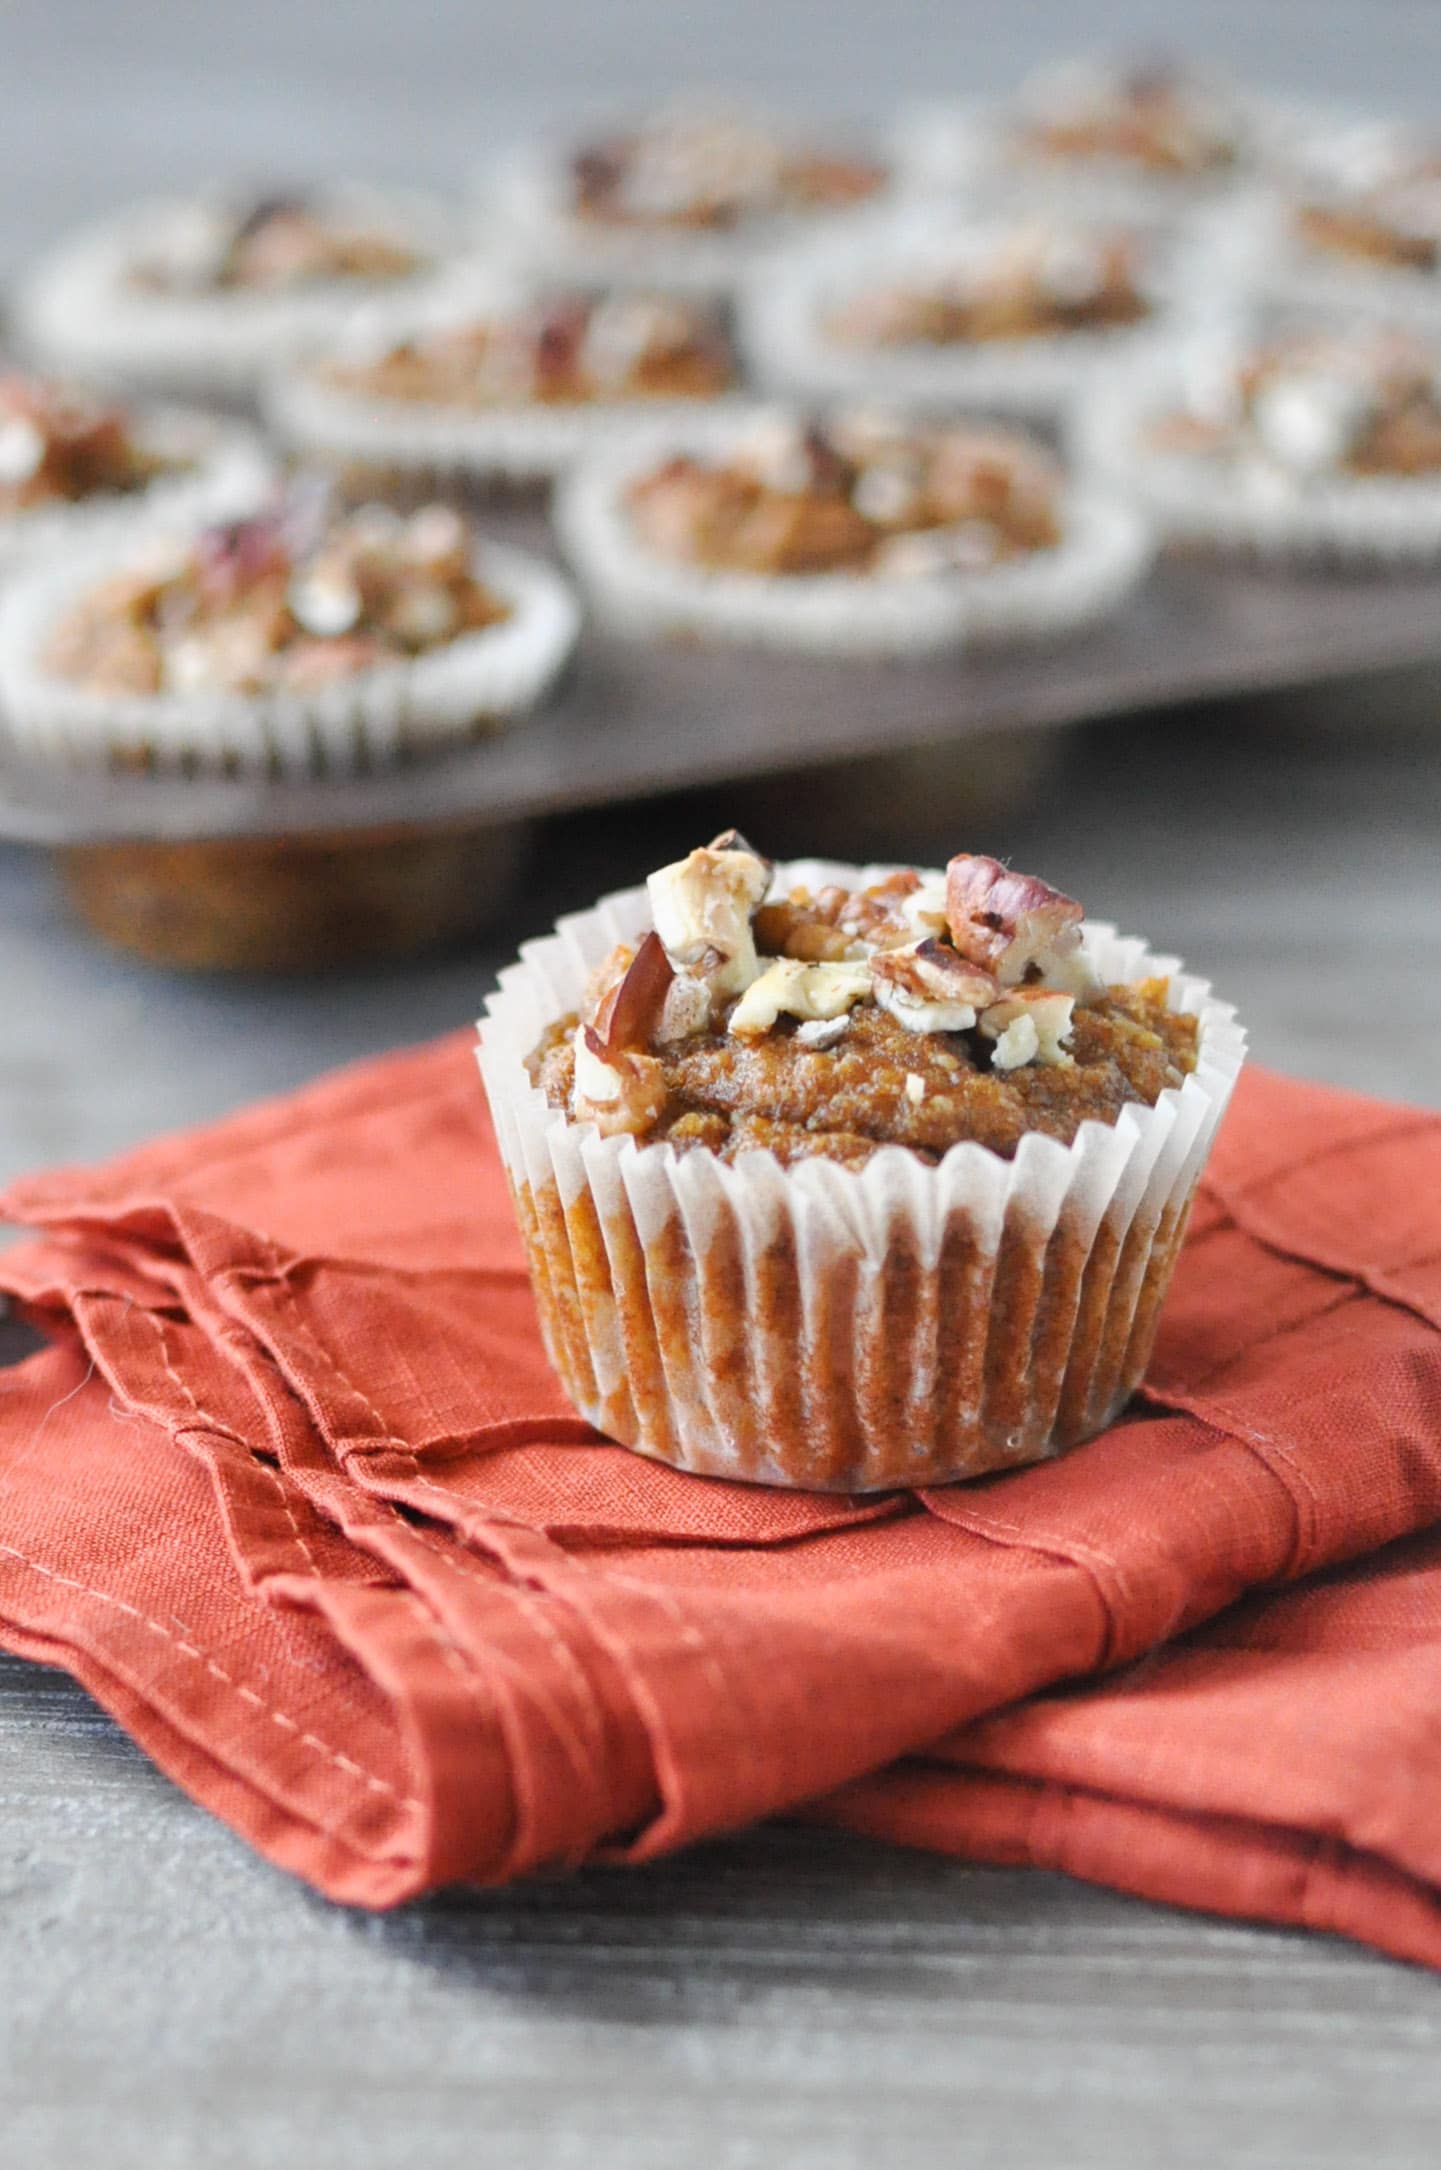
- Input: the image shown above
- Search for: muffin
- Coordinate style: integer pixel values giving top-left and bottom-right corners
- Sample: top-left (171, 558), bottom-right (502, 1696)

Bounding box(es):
top-left (267, 272), bottom-right (745, 488)
top-left (0, 369), bottom-right (268, 580)
top-left (14, 184), bottom-right (454, 403)
top-left (1257, 123), bottom-right (1441, 325)
top-left (1082, 319), bottom-right (1441, 557)
top-left (555, 406), bottom-right (1153, 653)
top-left (0, 490), bottom-right (579, 774)
top-left (485, 104), bottom-right (894, 295)
top-left (901, 57), bottom-right (1265, 213)
top-left (477, 832), bottom-right (1244, 1489)
top-left (742, 213), bottom-right (1180, 418)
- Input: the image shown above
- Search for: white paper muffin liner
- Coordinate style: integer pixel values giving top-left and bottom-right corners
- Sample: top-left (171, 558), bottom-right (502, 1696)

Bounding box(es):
top-left (476, 862), bottom-right (1246, 1490)
top-left (264, 268), bottom-right (751, 485)
top-left (893, 91), bottom-right (1346, 223)
top-left (12, 186), bottom-right (459, 403)
top-left (553, 413), bottom-right (1155, 656)
top-left (1079, 326), bottom-right (1441, 561)
top-left (0, 409), bottom-right (272, 585)
top-left (1228, 186), bottom-right (1441, 331)
top-left (481, 137), bottom-right (901, 299)
top-left (0, 531), bottom-right (581, 777)
top-left (738, 213), bottom-right (1198, 422)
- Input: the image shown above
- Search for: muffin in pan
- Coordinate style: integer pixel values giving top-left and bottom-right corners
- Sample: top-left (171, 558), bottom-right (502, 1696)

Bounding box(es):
top-left (477, 832), bottom-right (1244, 1490)
top-left (483, 103), bottom-right (896, 295)
top-left (13, 184), bottom-right (456, 403)
top-left (0, 370), bottom-right (269, 580)
top-left (0, 490), bottom-right (580, 776)
top-left (741, 212), bottom-right (1187, 419)
top-left (900, 57), bottom-right (1310, 216)
top-left (1081, 318), bottom-right (1441, 558)
top-left (1249, 121), bottom-right (1441, 326)
top-left (267, 271), bottom-right (748, 488)
top-left (554, 406), bottom-right (1153, 655)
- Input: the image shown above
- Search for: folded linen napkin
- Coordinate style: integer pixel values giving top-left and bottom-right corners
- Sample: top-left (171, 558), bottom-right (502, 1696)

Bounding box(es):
top-left (0, 1036), bottom-right (1437, 1962)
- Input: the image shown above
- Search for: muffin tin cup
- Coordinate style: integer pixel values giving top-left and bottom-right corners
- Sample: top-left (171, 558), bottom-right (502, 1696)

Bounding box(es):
top-left (892, 93), bottom-right (1340, 222)
top-left (739, 216), bottom-right (1194, 421)
top-left (1226, 188), bottom-right (1441, 332)
top-left (482, 142), bottom-right (901, 300)
top-left (0, 411), bottom-right (272, 584)
top-left (268, 340), bottom-right (753, 492)
top-left (554, 417), bottom-right (1155, 656)
top-left (12, 187), bottom-right (458, 403)
top-left (0, 535), bottom-right (581, 778)
top-left (476, 860), bottom-right (1246, 1493)
top-left (1080, 334), bottom-right (1441, 561)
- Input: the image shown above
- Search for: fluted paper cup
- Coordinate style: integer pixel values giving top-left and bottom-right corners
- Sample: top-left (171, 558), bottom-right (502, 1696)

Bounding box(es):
top-left (739, 214), bottom-right (1194, 422)
top-left (1228, 188), bottom-right (1441, 332)
top-left (0, 533), bottom-right (580, 777)
top-left (266, 268), bottom-right (751, 487)
top-left (482, 138), bottom-right (900, 300)
top-left (893, 92), bottom-right (1344, 221)
top-left (0, 409), bottom-right (272, 584)
top-left (476, 861), bottom-right (1246, 1491)
top-left (554, 412), bottom-right (1154, 656)
top-left (1079, 327), bottom-right (1441, 561)
top-left (13, 187), bottom-right (458, 403)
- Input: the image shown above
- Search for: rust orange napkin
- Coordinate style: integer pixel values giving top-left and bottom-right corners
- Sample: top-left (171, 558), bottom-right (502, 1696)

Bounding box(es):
top-left (1, 1034), bottom-right (1439, 1962)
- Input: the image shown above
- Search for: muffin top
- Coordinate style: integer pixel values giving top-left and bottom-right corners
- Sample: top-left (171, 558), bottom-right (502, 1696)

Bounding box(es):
top-left (623, 412), bottom-right (1063, 577)
top-left (826, 224), bottom-right (1150, 349)
top-left (42, 495), bottom-right (509, 698)
top-left (529, 832), bottom-right (1198, 1166)
top-left (317, 290), bottom-right (737, 410)
top-left (0, 373), bottom-right (180, 510)
top-left (126, 191), bottom-right (428, 297)
top-left (1008, 57), bottom-right (1242, 177)
top-left (567, 108), bottom-right (886, 232)
top-left (1149, 327), bottom-right (1441, 479)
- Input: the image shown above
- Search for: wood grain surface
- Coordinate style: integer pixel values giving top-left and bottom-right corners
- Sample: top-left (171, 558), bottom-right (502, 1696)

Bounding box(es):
top-left (4, 3), bottom-right (1441, 2162)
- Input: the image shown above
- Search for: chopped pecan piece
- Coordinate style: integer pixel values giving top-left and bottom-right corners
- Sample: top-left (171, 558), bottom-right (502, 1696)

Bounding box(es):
top-left (593, 930), bottom-right (675, 1050)
top-left (870, 939), bottom-right (997, 1033)
top-left (945, 853), bottom-right (1100, 994)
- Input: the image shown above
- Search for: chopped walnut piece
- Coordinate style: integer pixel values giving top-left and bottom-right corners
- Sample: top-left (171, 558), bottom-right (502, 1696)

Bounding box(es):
top-left (646, 837), bottom-right (772, 997)
top-left (870, 939), bottom-right (997, 1034)
top-left (728, 957), bottom-right (873, 1038)
top-left (572, 1024), bottom-right (668, 1136)
top-left (795, 1015), bottom-right (851, 1049)
top-left (945, 853), bottom-right (1100, 995)
top-left (979, 988), bottom-right (1077, 1069)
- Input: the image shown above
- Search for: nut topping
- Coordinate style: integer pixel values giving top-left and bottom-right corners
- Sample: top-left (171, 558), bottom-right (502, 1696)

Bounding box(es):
top-left (871, 939), bottom-right (997, 1034)
top-left (533, 830), bottom-right (1203, 1163)
top-left (794, 1015), bottom-right (851, 1049)
top-left (593, 930), bottom-right (675, 1051)
top-left (945, 853), bottom-right (1100, 995)
top-left (572, 1024), bottom-right (668, 1136)
top-left (979, 988), bottom-right (1077, 1069)
top-left (728, 957), bottom-right (873, 1038)
top-left (647, 835), bottom-right (772, 999)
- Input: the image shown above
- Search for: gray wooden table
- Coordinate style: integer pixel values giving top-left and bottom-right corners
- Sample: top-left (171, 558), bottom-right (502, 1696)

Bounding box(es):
top-left (4, 4), bottom-right (1441, 2162)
